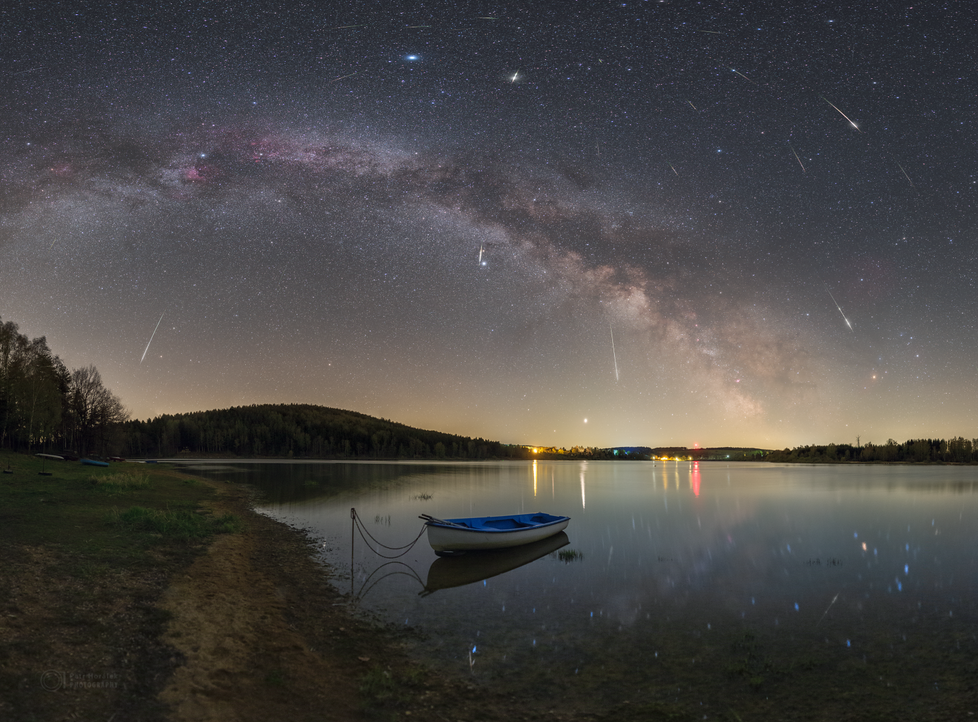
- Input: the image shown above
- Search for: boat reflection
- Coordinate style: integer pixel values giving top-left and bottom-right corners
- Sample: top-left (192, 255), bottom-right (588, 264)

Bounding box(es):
top-left (422, 531), bottom-right (570, 596)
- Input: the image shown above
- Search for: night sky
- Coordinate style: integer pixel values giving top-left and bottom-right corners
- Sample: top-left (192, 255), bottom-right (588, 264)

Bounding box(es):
top-left (2, 1), bottom-right (975, 449)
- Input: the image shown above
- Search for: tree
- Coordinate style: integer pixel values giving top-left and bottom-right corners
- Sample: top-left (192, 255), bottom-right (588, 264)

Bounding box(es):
top-left (67, 365), bottom-right (129, 455)
top-left (0, 319), bottom-right (23, 447)
top-left (13, 337), bottom-right (64, 449)
top-left (0, 321), bottom-right (66, 450)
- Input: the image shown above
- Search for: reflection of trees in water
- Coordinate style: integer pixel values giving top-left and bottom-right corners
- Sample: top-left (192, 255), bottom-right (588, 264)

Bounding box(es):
top-left (186, 460), bottom-right (509, 504)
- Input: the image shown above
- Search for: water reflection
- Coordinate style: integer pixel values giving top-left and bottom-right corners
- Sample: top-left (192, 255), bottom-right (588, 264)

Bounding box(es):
top-left (423, 532), bottom-right (569, 595)
top-left (175, 460), bottom-right (978, 720)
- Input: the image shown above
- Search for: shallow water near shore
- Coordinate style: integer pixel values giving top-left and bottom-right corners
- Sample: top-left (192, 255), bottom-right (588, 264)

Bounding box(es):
top-left (177, 460), bottom-right (978, 719)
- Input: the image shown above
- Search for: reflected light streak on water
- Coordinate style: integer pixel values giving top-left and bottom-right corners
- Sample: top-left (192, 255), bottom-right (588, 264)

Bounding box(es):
top-left (177, 459), bottom-right (978, 719)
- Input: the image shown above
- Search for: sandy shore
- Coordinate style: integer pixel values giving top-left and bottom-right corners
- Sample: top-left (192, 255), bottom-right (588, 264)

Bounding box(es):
top-left (158, 477), bottom-right (549, 722)
top-left (158, 478), bottom-right (369, 720)
top-left (1, 462), bottom-right (587, 721)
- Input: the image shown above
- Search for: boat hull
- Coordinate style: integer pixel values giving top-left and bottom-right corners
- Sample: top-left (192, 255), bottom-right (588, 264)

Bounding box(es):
top-left (80, 458), bottom-right (109, 467)
top-left (424, 531), bottom-right (570, 593)
top-left (424, 512), bottom-right (570, 554)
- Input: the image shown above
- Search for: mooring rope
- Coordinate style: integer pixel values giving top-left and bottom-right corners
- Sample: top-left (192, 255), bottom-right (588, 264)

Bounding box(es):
top-left (353, 560), bottom-right (426, 601)
top-left (350, 507), bottom-right (428, 559)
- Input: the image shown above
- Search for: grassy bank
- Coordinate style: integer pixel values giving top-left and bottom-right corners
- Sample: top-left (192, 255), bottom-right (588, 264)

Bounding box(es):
top-left (0, 452), bottom-right (490, 722)
top-left (1, 450), bottom-right (615, 721)
top-left (0, 450), bottom-right (240, 721)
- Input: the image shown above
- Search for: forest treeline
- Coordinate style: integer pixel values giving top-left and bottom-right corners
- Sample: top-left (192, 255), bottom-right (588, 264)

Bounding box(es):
top-left (122, 404), bottom-right (534, 460)
top-left (6, 315), bottom-right (976, 464)
top-left (765, 437), bottom-right (978, 464)
top-left (0, 318), bottom-right (127, 455)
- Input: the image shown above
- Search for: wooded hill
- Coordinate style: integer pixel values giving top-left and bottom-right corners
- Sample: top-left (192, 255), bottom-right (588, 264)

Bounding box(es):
top-left (122, 404), bottom-right (534, 460)
top-left (650, 447), bottom-right (768, 460)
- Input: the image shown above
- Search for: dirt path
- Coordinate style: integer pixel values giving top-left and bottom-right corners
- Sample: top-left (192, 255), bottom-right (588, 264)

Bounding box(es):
top-left (158, 480), bottom-right (605, 722)
top-left (159, 480), bottom-right (378, 721)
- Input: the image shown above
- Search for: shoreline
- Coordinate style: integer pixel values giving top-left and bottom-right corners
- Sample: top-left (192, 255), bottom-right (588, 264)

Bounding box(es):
top-left (158, 475), bottom-right (376, 720)
top-left (1, 454), bottom-right (528, 721)
top-left (129, 453), bottom-right (978, 465)
top-left (158, 474), bottom-right (577, 720)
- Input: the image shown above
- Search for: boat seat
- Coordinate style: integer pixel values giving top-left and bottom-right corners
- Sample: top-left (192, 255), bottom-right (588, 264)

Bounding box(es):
top-left (481, 518), bottom-right (532, 529)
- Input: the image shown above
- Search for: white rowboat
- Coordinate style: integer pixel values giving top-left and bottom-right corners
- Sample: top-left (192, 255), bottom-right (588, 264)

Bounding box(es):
top-left (421, 512), bottom-right (570, 556)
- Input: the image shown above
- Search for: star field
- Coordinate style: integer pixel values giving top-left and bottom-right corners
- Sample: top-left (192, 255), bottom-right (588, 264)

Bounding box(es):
top-left (1, 1), bottom-right (976, 448)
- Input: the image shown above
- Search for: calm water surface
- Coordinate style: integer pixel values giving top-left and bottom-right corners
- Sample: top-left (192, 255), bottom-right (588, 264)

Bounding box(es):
top-left (178, 460), bottom-right (978, 719)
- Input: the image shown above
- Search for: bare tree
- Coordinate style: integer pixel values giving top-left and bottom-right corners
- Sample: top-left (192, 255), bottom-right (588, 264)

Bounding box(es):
top-left (69, 365), bottom-right (129, 455)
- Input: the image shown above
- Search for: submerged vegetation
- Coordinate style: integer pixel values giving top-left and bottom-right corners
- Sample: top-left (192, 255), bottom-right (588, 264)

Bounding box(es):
top-left (555, 548), bottom-right (584, 563)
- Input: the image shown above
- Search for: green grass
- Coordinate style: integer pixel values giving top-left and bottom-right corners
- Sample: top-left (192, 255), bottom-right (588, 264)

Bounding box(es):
top-left (359, 666), bottom-right (399, 703)
top-left (90, 470), bottom-right (150, 491)
top-left (359, 664), bottom-right (429, 712)
top-left (0, 448), bottom-right (242, 721)
top-left (0, 450), bottom-right (237, 557)
top-left (108, 505), bottom-right (243, 540)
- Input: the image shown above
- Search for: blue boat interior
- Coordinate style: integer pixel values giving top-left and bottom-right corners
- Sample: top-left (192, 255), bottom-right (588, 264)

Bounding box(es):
top-left (483, 518), bottom-right (531, 529)
top-left (445, 513), bottom-right (565, 531)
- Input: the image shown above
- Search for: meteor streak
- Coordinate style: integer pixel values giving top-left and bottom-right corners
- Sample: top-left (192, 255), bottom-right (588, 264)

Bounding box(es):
top-left (820, 95), bottom-right (861, 132)
top-left (789, 143), bottom-right (806, 173)
top-left (610, 324), bottom-right (619, 382)
top-left (141, 312), bottom-right (165, 364)
top-left (728, 67), bottom-right (755, 84)
top-left (894, 158), bottom-right (914, 187)
top-left (816, 592), bottom-right (840, 627)
top-left (826, 289), bottom-right (853, 331)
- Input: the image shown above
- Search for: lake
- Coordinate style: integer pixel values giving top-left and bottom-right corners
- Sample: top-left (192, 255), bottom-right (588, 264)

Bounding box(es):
top-left (175, 459), bottom-right (978, 719)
